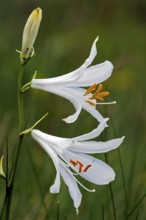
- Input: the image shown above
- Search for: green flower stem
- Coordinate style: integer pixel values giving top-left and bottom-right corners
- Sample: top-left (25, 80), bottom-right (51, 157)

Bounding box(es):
top-left (18, 64), bottom-right (25, 132)
top-left (9, 64), bottom-right (25, 184)
top-left (5, 64), bottom-right (25, 220)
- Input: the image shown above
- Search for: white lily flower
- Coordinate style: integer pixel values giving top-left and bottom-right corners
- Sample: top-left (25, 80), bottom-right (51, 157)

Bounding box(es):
top-left (31, 37), bottom-right (115, 124)
top-left (20, 7), bottom-right (42, 64)
top-left (31, 119), bottom-right (125, 212)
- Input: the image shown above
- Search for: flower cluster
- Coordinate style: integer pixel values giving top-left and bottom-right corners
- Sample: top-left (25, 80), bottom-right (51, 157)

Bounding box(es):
top-left (21, 8), bottom-right (124, 213)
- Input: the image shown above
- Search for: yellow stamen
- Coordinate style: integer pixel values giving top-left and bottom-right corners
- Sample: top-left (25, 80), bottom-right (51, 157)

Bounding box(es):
top-left (83, 83), bottom-right (109, 102)
top-left (85, 100), bottom-right (96, 106)
top-left (92, 83), bottom-right (103, 96)
top-left (83, 83), bottom-right (97, 96)
top-left (91, 91), bottom-right (110, 101)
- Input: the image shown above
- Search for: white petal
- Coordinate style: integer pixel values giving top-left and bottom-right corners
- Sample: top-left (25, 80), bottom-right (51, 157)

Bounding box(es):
top-left (53, 88), bottom-right (82, 124)
top-left (32, 81), bottom-right (107, 124)
top-left (59, 87), bottom-right (106, 123)
top-left (82, 100), bottom-right (105, 123)
top-left (63, 150), bottom-right (115, 185)
top-left (32, 84), bottom-right (83, 124)
top-left (31, 60), bottom-right (113, 88)
top-left (31, 37), bottom-right (98, 87)
top-left (31, 66), bottom-right (83, 87)
top-left (50, 170), bottom-right (60, 193)
top-left (31, 130), bottom-right (61, 193)
top-left (60, 87), bottom-right (106, 123)
top-left (72, 61), bottom-right (113, 87)
top-left (70, 136), bottom-right (125, 154)
top-left (60, 166), bottom-right (82, 210)
top-left (81, 36), bottom-right (98, 68)
top-left (31, 129), bottom-right (72, 150)
top-left (62, 96), bottom-right (82, 124)
top-left (73, 118), bottom-right (109, 141)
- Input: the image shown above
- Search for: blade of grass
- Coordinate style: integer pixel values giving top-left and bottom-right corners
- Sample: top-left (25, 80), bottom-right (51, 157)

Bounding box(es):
top-left (105, 154), bottom-right (117, 220)
top-left (102, 125), bottom-right (117, 220)
top-left (0, 138), bottom-right (9, 220)
top-left (64, 213), bottom-right (67, 220)
top-left (101, 199), bottom-right (105, 220)
top-left (26, 145), bottom-right (49, 217)
top-left (127, 194), bottom-right (146, 219)
top-left (57, 201), bottom-right (60, 220)
top-left (135, 211), bottom-right (139, 220)
top-left (110, 118), bottom-right (128, 216)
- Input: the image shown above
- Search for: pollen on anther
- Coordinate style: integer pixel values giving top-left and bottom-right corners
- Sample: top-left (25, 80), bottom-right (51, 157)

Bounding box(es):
top-left (83, 164), bottom-right (92, 172)
top-left (77, 161), bottom-right (83, 173)
top-left (70, 159), bottom-right (78, 166)
top-left (94, 83), bottom-right (103, 95)
top-left (83, 83), bottom-right (97, 96)
top-left (86, 100), bottom-right (96, 106)
top-left (76, 161), bottom-right (83, 167)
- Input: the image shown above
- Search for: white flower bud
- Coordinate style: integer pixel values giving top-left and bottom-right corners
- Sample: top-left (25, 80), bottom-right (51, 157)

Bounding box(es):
top-left (0, 155), bottom-right (5, 179)
top-left (20, 7), bottom-right (42, 64)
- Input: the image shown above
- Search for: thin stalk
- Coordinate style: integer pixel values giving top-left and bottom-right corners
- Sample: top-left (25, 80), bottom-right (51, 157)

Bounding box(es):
top-left (117, 148), bottom-right (128, 215)
top-left (4, 64), bottom-right (25, 220)
top-left (102, 124), bottom-right (117, 220)
top-left (5, 135), bottom-right (24, 220)
top-left (57, 202), bottom-right (60, 220)
top-left (0, 138), bottom-right (8, 219)
top-left (9, 135), bottom-right (24, 186)
top-left (8, 63), bottom-right (25, 186)
top-left (105, 154), bottom-right (117, 220)
top-left (26, 146), bottom-right (48, 215)
top-left (18, 64), bottom-right (25, 132)
top-left (6, 138), bottom-right (9, 184)
top-left (135, 212), bottom-right (139, 220)
top-left (110, 118), bottom-right (128, 216)
top-left (64, 214), bottom-right (67, 220)
top-left (127, 194), bottom-right (146, 219)
top-left (101, 199), bottom-right (105, 220)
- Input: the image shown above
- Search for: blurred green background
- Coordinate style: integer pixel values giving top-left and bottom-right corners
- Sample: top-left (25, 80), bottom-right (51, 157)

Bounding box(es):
top-left (0, 0), bottom-right (146, 219)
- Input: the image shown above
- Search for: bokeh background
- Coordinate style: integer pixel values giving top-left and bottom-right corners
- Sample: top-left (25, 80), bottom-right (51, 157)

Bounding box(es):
top-left (0, 0), bottom-right (146, 219)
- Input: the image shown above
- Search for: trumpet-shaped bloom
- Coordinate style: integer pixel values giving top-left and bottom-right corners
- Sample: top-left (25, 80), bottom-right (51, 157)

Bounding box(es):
top-left (20, 7), bottom-right (42, 63)
top-left (31, 119), bottom-right (124, 212)
top-left (31, 37), bottom-right (115, 124)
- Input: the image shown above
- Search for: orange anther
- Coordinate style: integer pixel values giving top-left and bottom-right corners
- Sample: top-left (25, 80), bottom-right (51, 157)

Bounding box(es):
top-left (70, 159), bottom-right (78, 166)
top-left (76, 161), bottom-right (83, 167)
top-left (98, 91), bottom-right (109, 98)
top-left (84, 83), bottom-right (109, 103)
top-left (86, 100), bottom-right (96, 106)
top-left (83, 84), bottom-right (97, 96)
top-left (94, 83), bottom-right (103, 95)
top-left (83, 164), bottom-right (92, 172)
top-left (70, 159), bottom-right (92, 173)
top-left (92, 91), bottom-right (109, 101)
top-left (77, 161), bottom-right (83, 173)
top-left (90, 85), bottom-right (109, 101)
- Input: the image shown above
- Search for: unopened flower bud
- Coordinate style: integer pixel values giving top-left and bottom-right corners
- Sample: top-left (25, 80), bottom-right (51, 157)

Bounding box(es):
top-left (0, 155), bottom-right (6, 179)
top-left (20, 7), bottom-right (42, 64)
